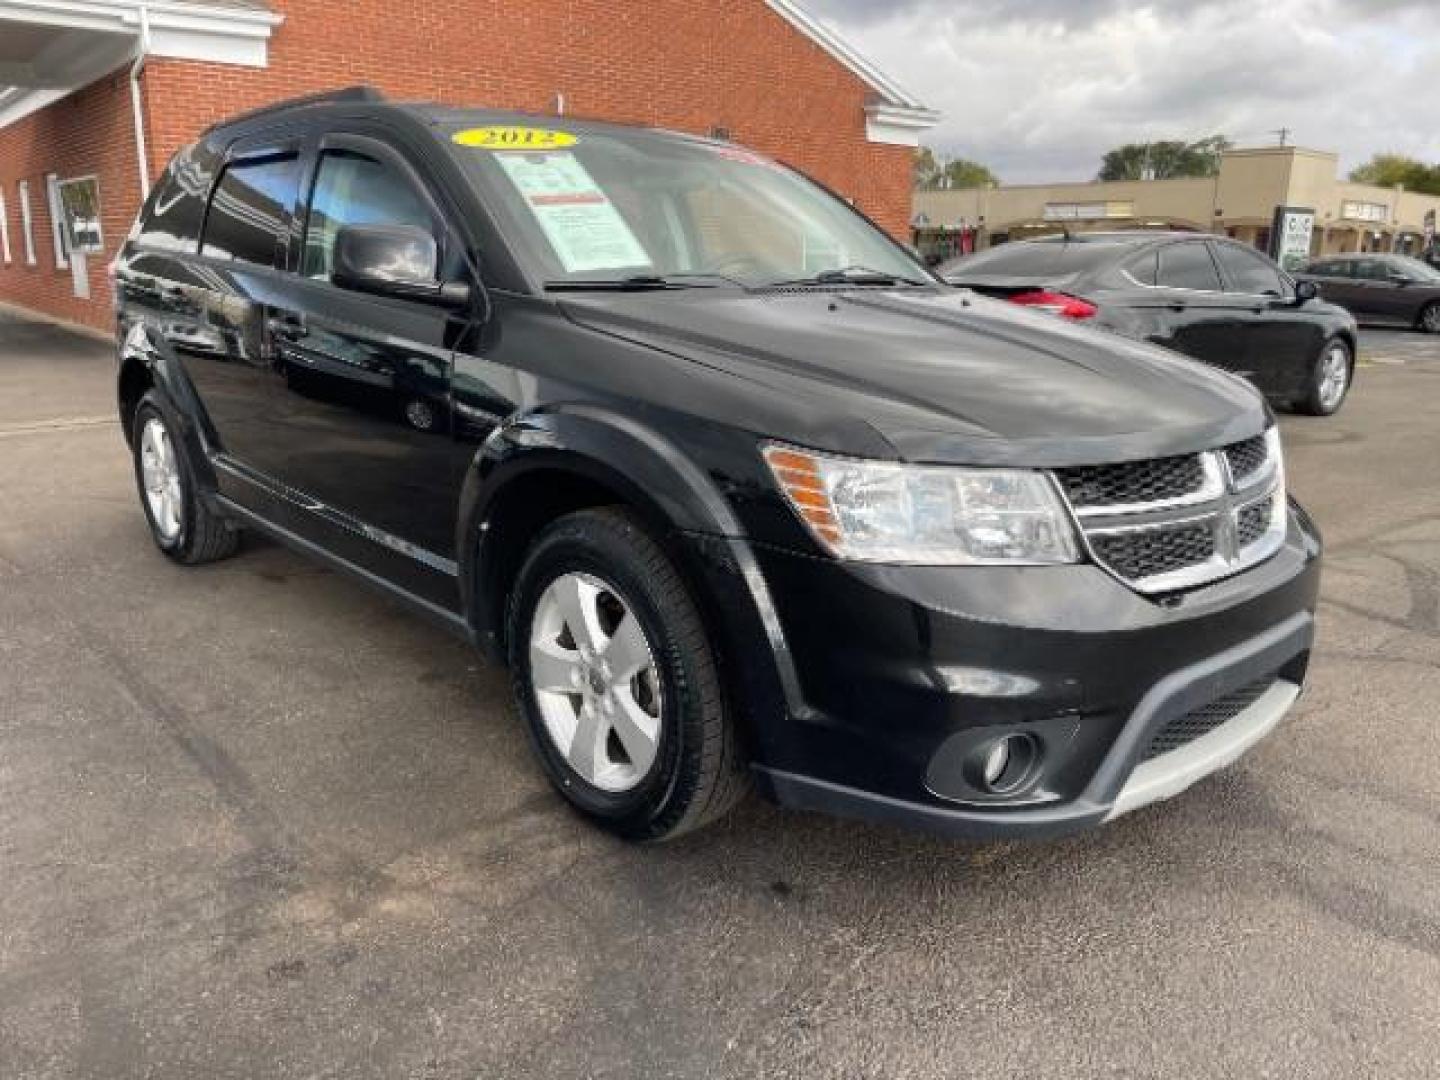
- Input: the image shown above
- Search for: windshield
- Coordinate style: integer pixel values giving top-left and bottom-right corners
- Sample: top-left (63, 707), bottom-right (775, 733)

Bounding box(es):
top-left (444, 122), bottom-right (929, 288)
top-left (1391, 255), bottom-right (1440, 283)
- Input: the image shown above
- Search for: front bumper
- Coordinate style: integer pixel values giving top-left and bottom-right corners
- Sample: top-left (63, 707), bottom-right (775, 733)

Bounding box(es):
top-left (707, 501), bottom-right (1321, 840)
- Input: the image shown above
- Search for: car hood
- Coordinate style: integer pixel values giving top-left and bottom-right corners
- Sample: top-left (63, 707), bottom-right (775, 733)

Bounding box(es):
top-left (558, 286), bottom-right (1268, 466)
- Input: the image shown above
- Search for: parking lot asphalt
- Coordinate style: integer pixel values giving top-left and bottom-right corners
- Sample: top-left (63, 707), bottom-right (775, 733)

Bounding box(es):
top-left (2, 308), bottom-right (1438, 1079)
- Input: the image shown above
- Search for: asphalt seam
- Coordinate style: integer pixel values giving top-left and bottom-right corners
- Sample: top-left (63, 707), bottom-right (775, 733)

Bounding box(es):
top-left (0, 416), bottom-right (119, 438)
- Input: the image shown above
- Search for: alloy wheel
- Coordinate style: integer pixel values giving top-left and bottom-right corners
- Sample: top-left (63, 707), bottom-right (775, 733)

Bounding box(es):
top-left (528, 571), bottom-right (664, 793)
top-left (1318, 344), bottom-right (1349, 412)
top-left (140, 417), bottom-right (184, 542)
top-left (1422, 304), bottom-right (1440, 334)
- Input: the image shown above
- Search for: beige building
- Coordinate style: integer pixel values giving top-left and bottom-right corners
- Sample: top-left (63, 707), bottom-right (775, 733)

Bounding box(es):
top-left (914, 145), bottom-right (1440, 260)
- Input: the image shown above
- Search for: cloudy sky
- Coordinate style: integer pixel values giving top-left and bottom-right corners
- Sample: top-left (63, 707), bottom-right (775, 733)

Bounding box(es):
top-left (803, 0), bottom-right (1440, 184)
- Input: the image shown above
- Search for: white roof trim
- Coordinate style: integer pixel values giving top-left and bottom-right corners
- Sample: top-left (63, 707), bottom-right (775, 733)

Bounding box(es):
top-left (0, 1), bottom-right (282, 38)
top-left (0, 1), bottom-right (282, 127)
top-left (765, 0), bottom-right (939, 139)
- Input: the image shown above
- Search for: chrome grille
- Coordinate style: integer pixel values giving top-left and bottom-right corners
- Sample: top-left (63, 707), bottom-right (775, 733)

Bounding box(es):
top-left (1057, 429), bottom-right (1285, 594)
top-left (1091, 524), bottom-right (1216, 582)
top-left (1236, 498), bottom-right (1273, 549)
top-left (1055, 454), bottom-right (1206, 509)
top-left (1224, 435), bottom-right (1268, 485)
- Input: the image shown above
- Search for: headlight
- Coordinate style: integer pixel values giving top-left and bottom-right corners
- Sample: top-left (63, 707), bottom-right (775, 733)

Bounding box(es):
top-left (762, 444), bottom-right (1080, 565)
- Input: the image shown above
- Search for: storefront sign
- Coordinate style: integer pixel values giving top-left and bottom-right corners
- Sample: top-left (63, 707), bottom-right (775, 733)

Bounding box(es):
top-left (1269, 206), bottom-right (1315, 272)
top-left (1340, 200), bottom-right (1388, 223)
top-left (1043, 200), bottom-right (1134, 221)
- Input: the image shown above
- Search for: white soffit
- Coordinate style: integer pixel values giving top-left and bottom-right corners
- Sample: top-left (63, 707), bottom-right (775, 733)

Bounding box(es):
top-left (0, 1), bottom-right (283, 127)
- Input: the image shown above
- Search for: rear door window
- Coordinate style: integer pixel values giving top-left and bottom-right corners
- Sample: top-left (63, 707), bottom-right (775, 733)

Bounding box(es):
top-left (201, 154), bottom-right (300, 266)
top-left (1156, 242), bottom-right (1223, 292)
top-left (1213, 243), bottom-right (1286, 296)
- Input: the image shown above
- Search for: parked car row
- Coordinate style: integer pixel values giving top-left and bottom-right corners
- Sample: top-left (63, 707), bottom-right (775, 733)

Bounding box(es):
top-left (116, 90), bottom-right (1321, 844)
top-left (1295, 253), bottom-right (1440, 333)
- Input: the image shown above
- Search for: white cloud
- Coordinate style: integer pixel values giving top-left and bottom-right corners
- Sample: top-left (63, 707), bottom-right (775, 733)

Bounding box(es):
top-left (802, 0), bottom-right (1440, 183)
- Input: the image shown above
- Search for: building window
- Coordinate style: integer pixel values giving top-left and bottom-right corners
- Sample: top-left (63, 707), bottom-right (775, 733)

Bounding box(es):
top-left (1, 190), bottom-right (11, 264)
top-left (18, 181), bottom-right (36, 265)
top-left (57, 176), bottom-right (104, 254)
top-left (45, 174), bottom-right (69, 269)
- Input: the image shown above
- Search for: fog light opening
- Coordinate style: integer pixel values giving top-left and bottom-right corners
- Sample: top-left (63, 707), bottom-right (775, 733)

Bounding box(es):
top-left (972, 733), bottom-right (1040, 795)
top-left (983, 740), bottom-right (1011, 787)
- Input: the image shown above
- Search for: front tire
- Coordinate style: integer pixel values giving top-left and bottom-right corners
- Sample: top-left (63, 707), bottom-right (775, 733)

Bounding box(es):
top-left (1418, 301), bottom-right (1440, 335)
top-left (131, 391), bottom-right (238, 564)
top-left (1297, 337), bottom-right (1352, 416)
top-left (506, 508), bottom-right (747, 840)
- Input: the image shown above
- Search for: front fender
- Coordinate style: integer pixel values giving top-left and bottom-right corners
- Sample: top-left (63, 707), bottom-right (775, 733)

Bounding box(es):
top-left (456, 404), bottom-right (745, 632)
top-left (455, 405), bottom-right (807, 737)
top-left (117, 320), bottom-right (220, 493)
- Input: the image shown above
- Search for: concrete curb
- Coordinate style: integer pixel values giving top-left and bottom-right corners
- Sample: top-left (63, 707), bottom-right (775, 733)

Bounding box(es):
top-left (0, 299), bottom-right (114, 346)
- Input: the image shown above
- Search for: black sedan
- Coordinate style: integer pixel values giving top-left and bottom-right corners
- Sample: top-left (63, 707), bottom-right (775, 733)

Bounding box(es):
top-left (1295, 253), bottom-right (1440, 333)
top-left (941, 232), bottom-right (1359, 415)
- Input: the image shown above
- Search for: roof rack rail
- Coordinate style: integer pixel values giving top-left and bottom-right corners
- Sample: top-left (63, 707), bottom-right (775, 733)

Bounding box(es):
top-left (201, 85), bottom-right (386, 136)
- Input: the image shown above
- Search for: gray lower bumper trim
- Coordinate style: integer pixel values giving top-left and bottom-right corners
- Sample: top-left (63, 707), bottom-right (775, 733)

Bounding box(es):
top-left (1103, 678), bottom-right (1300, 821)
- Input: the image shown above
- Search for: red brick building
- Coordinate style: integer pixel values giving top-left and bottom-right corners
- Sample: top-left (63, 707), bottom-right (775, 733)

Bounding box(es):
top-left (0, 0), bottom-right (936, 332)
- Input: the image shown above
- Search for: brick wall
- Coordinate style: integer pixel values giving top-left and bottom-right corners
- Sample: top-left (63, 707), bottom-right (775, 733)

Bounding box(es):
top-left (1, 0), bottom-right (915, 330)
top-left (0, 72), bottom-right (146, 331)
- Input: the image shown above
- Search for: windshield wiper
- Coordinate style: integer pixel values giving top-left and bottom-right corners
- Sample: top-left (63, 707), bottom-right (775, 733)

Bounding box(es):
top-left (767, 265), bottom-right (929, 288)
top-left (545, 273), bottom-right (743, 292)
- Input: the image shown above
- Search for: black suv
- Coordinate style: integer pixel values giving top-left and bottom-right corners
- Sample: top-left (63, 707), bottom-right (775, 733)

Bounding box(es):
top-left (115, 89), bottom-right (1322, 841)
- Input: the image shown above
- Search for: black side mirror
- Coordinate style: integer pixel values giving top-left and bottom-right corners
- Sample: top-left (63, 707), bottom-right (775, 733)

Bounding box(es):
top-left (1293, 279), bottom-right (1320, 304)
top-left (1388, 273), bottom-right (1413, 287)
top-left (332, 224), bottom-right (471, 308)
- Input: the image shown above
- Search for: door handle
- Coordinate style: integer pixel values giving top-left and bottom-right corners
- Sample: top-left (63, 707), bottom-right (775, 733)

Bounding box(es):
top-left (266, 313), bottom-right (307, 340)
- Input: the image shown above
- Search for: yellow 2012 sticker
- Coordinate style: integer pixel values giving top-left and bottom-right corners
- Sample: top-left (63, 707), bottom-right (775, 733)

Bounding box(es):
top-left (452, 126), bottom-right (576, 150)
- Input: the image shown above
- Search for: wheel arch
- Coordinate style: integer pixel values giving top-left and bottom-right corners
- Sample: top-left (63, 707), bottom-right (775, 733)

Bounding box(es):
top-left (458, 407), bottom-right (748, 662)
top-left (117, 321), bottom-right (221, 491)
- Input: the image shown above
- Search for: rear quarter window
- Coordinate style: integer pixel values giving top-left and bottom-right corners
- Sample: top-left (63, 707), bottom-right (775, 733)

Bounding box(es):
top-left (1156, 242), bottom-right (1223, 292)
top-left (132, 145), bottom-right (217, 253)
top-left (1123, 250), bottom-right (1158, 285)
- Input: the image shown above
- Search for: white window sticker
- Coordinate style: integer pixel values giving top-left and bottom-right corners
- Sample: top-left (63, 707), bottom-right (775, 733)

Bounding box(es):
top-left (494, 152), bottom-right (650, 275)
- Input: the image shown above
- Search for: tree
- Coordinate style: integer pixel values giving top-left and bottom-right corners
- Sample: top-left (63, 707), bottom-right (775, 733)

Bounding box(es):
top-left (914, 146), bottom-right (943, 189)
top-left (914, 147), bottom-right (998, 190)
top-left (1097, 135), bottom-right (1231, 182)
top-left (1349, 153), bottom-right (1440, 195)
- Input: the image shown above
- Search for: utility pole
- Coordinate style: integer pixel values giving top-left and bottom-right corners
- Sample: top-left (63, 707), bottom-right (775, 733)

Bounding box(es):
top-left (1272, 127), bottom-right (1290, 147)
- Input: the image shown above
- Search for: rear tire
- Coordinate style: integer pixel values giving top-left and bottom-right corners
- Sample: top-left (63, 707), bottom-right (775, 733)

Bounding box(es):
top-left (131, 391), bottom-right (239, 564)
top-left (1418, 301), bottom-right (1440, 335)
top-left (1296, 337), bottom-right (1352, 416)
top-left (506, 507), bottom-right (747, 840)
